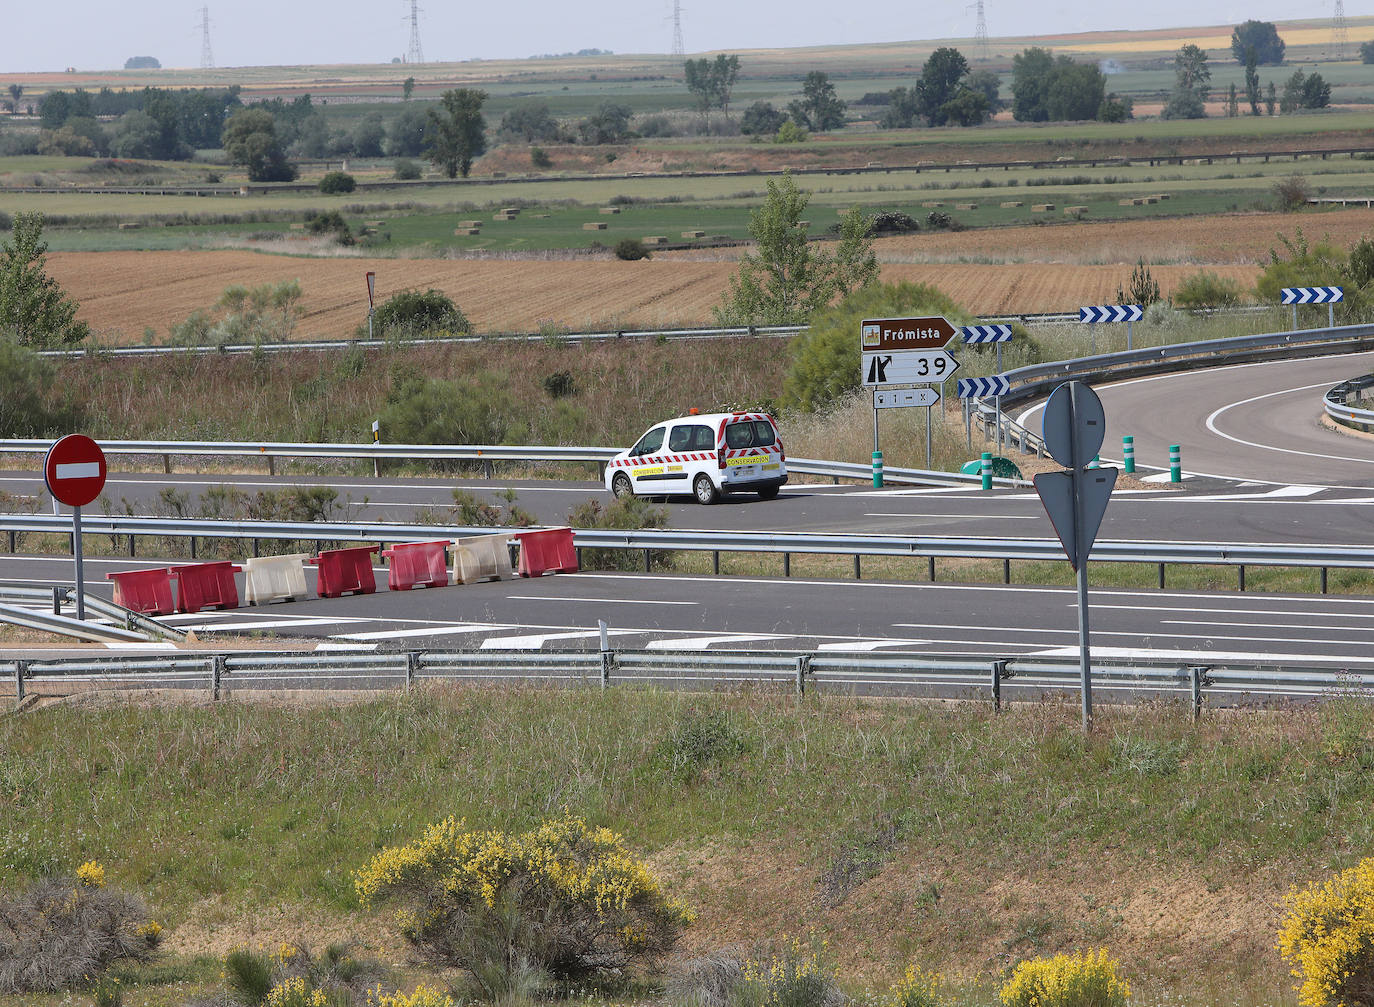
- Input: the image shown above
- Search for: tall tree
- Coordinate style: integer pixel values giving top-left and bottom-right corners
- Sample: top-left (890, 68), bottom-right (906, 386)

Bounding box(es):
top-left (403, 76), bottom-right (415, 100)
top-left (1231, 20), bottom-right (1285, 65)
top-left (425, 88), bottom-right (487, 178)
top-left (713, 175), bottom-right (876, 326)
top-left (0, 213), bottom-right (90, 346)
top-left (1044, 61), bottom-right (1105, 121)
top-left (1163, 45), bottom-right (1210, 119)
top-left (222, 108), bottom-right (296, 182)
top-left (916, 47), bottom-right (970, 125)
top-left (1011, 47), bottom-right (1055, 122)
top-left (5, 84), bottom-right (21, 114)
top-left (683, 54), bottom-right (740, 116)
top-left (788, 72), bottom-right (846, 131)
top-left (1245, 50), bottom-right (1261, 114)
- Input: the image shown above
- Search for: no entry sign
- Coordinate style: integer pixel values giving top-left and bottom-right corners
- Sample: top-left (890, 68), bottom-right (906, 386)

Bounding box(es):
top-left (44, 435), bottom-right (107, 508)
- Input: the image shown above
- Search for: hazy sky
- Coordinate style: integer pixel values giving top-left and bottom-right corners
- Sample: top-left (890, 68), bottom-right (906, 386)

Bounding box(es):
top-left (0, 0), bottom-right (1359, 73)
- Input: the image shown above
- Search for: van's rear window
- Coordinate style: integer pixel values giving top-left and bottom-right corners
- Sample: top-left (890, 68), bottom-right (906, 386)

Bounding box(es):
top-left (724, 420), bottom-right (776, 449)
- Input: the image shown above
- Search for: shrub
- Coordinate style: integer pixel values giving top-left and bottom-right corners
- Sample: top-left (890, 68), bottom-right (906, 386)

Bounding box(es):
top-left (615, 238), bottom-right (651, 261)
top-left (225, 943), bottom-right (383, 1007)
top-left (870, 211), bottom-right (919, 234)
top-left (1274, 173), bottom-right (1311, 212)
top-left (567, 495), bottom-right (673, 570)
top-left (775, 120), bottom-right (808, 144)
top-left (530, 146), bottom-right (553, 168)
top-left (658, 709), bottom-right (748, 783)
top-left (1115, 259), bottom-right (1162, 307)
top-left (370, 289), bottom-right (470, 340)
top-left (735, 934), bottom-right (844, 1007)
top-left (0, 871), bottom-right (163, 993)
top-left (393, 159), bottom-right (421, 180)
top-left (1172, 270), bottom-right (1243, 309)
top-left (0, 340), bottom-right (86, 437)
top-left (666, 948), bottom-right (746, 1007)
top-left (448, 487), bottom-right (535, 527)
top-left (368, 985), bottom-right (455, 1007)
top-left (308, 210), bottom-right (351, 237)
top-left (353, 813), bottom-right (692, 996)
top-left (1278, 857), bottom-right (1374, 1007)
top-left (884, 964), bottom-right (946, 1007)
top-left (542, 370), bottom-right (577, 398)
top-left (378, 373), bottom-right (521, 457)
top-left (318, 171), bottom-right (356, 194)
top-left (998, 949), bottom-right (1130, 1007)
top-left (780, 281), bottom-right (969, 412)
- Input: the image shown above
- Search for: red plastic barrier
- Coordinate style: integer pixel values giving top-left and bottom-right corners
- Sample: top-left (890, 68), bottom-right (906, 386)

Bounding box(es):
top-left (311, 544), bottom-right (380, 598)
top-left (106, 568), bottom-right (174, 615)
top-left (169, 561), bottom-right (242, 614)
top-left (514, 527), bottom-right (579, 578)
top-left (382, 540), bottom-right (451, 591)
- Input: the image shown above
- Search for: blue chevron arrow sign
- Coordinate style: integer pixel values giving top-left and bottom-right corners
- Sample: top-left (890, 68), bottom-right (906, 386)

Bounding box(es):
top-left (961, 324), bottom-right (1014, 344)
top-left (1281, 286), bottom-right (1343, 304)
top-left (957, 376), bottom-right (1011, 398)
top-left (1079, 304), bottom-right (1144, 323)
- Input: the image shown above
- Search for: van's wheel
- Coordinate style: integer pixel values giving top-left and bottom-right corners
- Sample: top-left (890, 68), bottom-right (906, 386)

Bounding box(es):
top-left (612, 473), bottom-right (634, 499)
top-left (693, 474), bottom-right (719, 505)
top-left (757, 486), bottom-right (780, 500)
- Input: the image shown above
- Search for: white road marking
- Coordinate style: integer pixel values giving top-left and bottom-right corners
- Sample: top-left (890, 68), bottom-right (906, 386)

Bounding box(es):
top-left (1092, 601), bottom-right (1374, 616)
top-left (1205, 381), bottom-right (1374, 467)
top-left (817, 639), bottom-right (931, 651)
top-left (315, 642), bottom-right (379, 651)
top-left (646, 634), bottom-right (787, 650)
top-left (1031, 644), bottom-right (1374, 665)
top-left (862, 512), bottom-right (1040, 519)
top-left (1161, 618), bottom-right (1374, 633)
top-left (481, 629), bottom-right (639, 650)
top-left (507, 596), bottom-right (698, 605)
top-left (179, 616), bottom-right (361, 632)
top-left (335, 623), bottom-right (515, 641)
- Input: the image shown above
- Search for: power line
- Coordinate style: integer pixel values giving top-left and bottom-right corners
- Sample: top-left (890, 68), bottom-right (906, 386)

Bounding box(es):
top-left (670, 0), bottom-right (685, 57)
top-left (405, 0), bottom-right (424, 64)
top-left (198, 6), bottom-right (214, 69)
top-left (1332, 0), bottom-right (1348, 59)
top-left (970, 0), bottom-right (990, 61)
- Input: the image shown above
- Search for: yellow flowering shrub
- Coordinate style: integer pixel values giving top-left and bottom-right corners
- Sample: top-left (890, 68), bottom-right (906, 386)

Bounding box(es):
top-left (736, 933), bottom-right (843, 1007)
top-left (1277, 857), bottom-right (1374, 1007)
top-left (354, 812), bottom-right (691, 993)
top-left (367, 983), bottom-right (456, 1007)
top-left (264, 977), bottom-right (329, 1007)
top-left (883, 964), bottom-right (945, 1007)
top-left (76, 861), bottom-right (106, 888)
top-left (999, 949), bottom-right (1130, 1007)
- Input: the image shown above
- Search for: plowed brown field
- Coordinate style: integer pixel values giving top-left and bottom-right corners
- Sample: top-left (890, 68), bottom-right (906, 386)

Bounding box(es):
top-left (48, 250), bottom-right (1267, 341)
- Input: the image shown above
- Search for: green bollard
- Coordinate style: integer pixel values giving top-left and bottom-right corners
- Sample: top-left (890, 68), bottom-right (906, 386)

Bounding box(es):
top-left (1123, 435), bottom-right (1135, 474)
top-left (981, 451), bottom-right (992, 490)
top-left (1089, 454), bottom-right (1100, 469)
top-left (1170, 444), bottom-right (1181, 483)
top-left (872, 451), bottom-right (883, 488)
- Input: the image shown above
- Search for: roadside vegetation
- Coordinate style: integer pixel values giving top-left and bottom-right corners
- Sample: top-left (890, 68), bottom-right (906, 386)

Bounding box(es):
top-left (3, 687), bottom-right (1374, 1006)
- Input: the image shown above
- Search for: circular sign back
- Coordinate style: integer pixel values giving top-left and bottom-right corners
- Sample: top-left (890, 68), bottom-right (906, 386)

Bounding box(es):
top-left (44, 434), bottom-right (108, 508)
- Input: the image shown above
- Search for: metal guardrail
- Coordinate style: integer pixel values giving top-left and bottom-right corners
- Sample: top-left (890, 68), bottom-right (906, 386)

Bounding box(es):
top-left (1324, 374), bottom-right (1374, 430)
top-left (0, 585), bottom-right (187, 642)
top-left (0, 440), bottom-right (1021, 488)
top-left (5, 514), bottom-right (1374, 579)
top-left (6, 647), bottom-right (1370, 709)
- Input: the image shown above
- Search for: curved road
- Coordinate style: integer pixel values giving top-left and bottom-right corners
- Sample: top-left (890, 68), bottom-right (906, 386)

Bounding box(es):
top-left (1020, 350), bottom-right (1374, 487)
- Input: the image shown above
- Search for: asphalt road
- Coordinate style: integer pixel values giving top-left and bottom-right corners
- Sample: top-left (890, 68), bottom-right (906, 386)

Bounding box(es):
top-left (1020, 349), bottom-right (1374, 487)
top-left (6, 351), bottom-right (1374, 667)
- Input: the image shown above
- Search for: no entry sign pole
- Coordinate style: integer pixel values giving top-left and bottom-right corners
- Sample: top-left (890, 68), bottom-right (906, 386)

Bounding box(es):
top-left (43, 435), bottom-right (108, 621)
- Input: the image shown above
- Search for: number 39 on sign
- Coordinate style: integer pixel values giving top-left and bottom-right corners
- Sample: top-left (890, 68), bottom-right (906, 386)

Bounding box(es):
top-left (862, 349), bottom-right (959, 386)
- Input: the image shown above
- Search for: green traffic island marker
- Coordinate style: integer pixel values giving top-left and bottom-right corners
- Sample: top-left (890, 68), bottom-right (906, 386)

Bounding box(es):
top-left (872, 451), bottom-right (884, 488)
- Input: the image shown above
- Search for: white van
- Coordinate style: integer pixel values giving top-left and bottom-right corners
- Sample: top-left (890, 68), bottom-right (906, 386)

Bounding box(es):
top-left (605, 411), bottom-right (788, 504)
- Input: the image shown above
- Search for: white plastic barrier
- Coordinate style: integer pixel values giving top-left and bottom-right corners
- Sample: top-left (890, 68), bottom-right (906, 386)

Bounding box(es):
top-left (452, 534), bottom-right (516, 584)
top-left (244, 553), bottom-right (311, 604)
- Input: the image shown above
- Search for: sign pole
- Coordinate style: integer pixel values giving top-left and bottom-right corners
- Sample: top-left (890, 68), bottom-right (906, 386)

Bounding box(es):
top-left (925, 405), bottom-right (932, 468)
top-left (1127, 318), bottom-right (1133, 352)
top-left (1070, 382), bottom-right (1093, 733)
top-left (72, 505), bottom-right (85, 621)
top-left (872, 391), bottom-right (882, 489)
top-left (366, 270), bottom-right (377, 340)
top-left (964, 398), bottom-right (971, 449)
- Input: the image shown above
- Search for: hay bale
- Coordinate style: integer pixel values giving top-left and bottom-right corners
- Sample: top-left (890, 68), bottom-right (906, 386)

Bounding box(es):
top-left (599, 206), bottom-right (621, 215)
top-left (583, 222), bottom-right (608, 231)
top-left (1154, 193), bottom-right (1171, 200)
top-left (289, 222), bottom-right (306, 230)
top-left (954, 203), bottom-right (977, 211)
top-left (454, 227), bottom-right (481, 235)
top-left (921, 201), bottom-right (944, 208)
top-left (681, 229), bottom-right (705, 239)
top-left (1000, 201), bottom-right (1024, 208)
top-left (458, 220), bottom-right (482, 228)
top-left (1031, 204), bottom-right (1054, 212)
top-left (500, 207), bottom-right (519, 215)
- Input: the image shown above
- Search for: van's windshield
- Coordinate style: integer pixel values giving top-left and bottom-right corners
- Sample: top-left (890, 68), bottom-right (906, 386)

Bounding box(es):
top-left (724, 420), bottom-right (776, 450)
